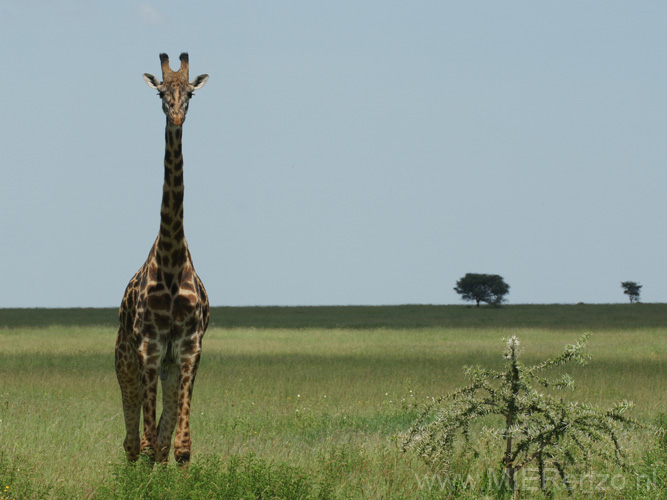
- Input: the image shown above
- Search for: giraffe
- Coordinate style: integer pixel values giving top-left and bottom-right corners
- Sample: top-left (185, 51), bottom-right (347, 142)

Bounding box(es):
top-left (115, 52), bottom-right (210, 465)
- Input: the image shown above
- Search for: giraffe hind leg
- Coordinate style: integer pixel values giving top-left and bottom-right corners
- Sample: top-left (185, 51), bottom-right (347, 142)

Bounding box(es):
top-left (155, 363), bottom-right (179, 463)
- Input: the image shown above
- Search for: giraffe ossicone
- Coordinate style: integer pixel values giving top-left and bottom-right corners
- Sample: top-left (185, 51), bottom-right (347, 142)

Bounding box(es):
top-left (115, 52), bottom-right (210, 465)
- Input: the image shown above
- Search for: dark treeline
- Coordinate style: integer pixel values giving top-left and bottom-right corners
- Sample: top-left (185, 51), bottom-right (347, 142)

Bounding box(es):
top-left (0, 303), bottom-right (665, 330)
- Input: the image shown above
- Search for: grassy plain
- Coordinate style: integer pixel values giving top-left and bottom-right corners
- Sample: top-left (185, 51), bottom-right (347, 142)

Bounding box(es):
top-left (0, 304), bottom-right (666, 499)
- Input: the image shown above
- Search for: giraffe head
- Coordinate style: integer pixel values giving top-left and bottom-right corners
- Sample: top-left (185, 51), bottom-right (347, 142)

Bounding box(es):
top-left (143, 53), bottom-right (209, 126)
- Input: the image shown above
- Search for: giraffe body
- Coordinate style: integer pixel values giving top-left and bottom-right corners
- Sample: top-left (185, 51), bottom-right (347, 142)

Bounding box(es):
top-left (115, 53), bottom-right (209, 464)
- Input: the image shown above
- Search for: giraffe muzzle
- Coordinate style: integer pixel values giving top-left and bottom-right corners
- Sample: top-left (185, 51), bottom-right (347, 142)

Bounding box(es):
top-left (169, 114), bottom-right (184, 126)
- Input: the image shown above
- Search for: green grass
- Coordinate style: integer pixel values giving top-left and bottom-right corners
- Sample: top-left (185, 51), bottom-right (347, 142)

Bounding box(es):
top-left (0, 304), bottom-right (666, 499)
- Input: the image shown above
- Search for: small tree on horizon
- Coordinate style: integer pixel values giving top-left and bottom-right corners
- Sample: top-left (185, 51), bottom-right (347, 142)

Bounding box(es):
top-left (454, 273), bottom-right (510, 307)
top-left (621, 281), bottom-right (642, 303)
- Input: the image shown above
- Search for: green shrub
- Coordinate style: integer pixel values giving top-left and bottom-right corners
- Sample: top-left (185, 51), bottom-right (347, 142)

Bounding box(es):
top-left (404, 334), bottom-right (642, 494)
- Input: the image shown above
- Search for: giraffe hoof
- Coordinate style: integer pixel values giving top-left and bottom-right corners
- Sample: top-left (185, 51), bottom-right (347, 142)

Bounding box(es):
top-left (175, 451), bottom-right (190, 465)
top-left (155, 447), bottom-right (171, 463)
top-left (123, 438), bottom-right (141, 462)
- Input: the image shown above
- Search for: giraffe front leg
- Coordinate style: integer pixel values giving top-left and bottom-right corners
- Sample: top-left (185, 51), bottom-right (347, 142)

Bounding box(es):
top-left (138, 344), bottom-right (161, 460)
top-left (115, 330), bottom-right (141, 461)
top-left (140, 375), bottom-right (159, 459)
top-left (174, 350), bottom-right (201, 465)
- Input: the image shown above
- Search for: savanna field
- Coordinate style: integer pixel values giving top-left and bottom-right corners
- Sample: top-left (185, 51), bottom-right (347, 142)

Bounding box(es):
top-left (1, 304), bottom-right (667, 499)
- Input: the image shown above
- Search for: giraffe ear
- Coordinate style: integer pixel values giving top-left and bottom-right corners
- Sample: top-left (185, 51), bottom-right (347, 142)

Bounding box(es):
top-left (190, 74), bottom-right (209, 91)
top-left (143, 73), bottom-right (161, 89)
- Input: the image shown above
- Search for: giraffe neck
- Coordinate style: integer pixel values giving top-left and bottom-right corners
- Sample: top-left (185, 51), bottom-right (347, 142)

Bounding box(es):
top-left (156, 122), bottom-right (188, 269)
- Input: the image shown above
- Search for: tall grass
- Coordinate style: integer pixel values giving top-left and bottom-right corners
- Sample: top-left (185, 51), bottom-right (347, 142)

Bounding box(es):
top-left (0, 305), bottom-right (665, 498)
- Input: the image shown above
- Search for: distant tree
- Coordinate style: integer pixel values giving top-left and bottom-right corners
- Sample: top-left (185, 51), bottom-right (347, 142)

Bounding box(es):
top-left (454, 273), bottom-right (510, 307)
top-left (621, 281), bottom-right (642, 303)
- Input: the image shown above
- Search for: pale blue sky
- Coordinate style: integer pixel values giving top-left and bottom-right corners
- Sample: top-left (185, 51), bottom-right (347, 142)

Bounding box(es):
top-left (1, 2), bottom-right (666, 307)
